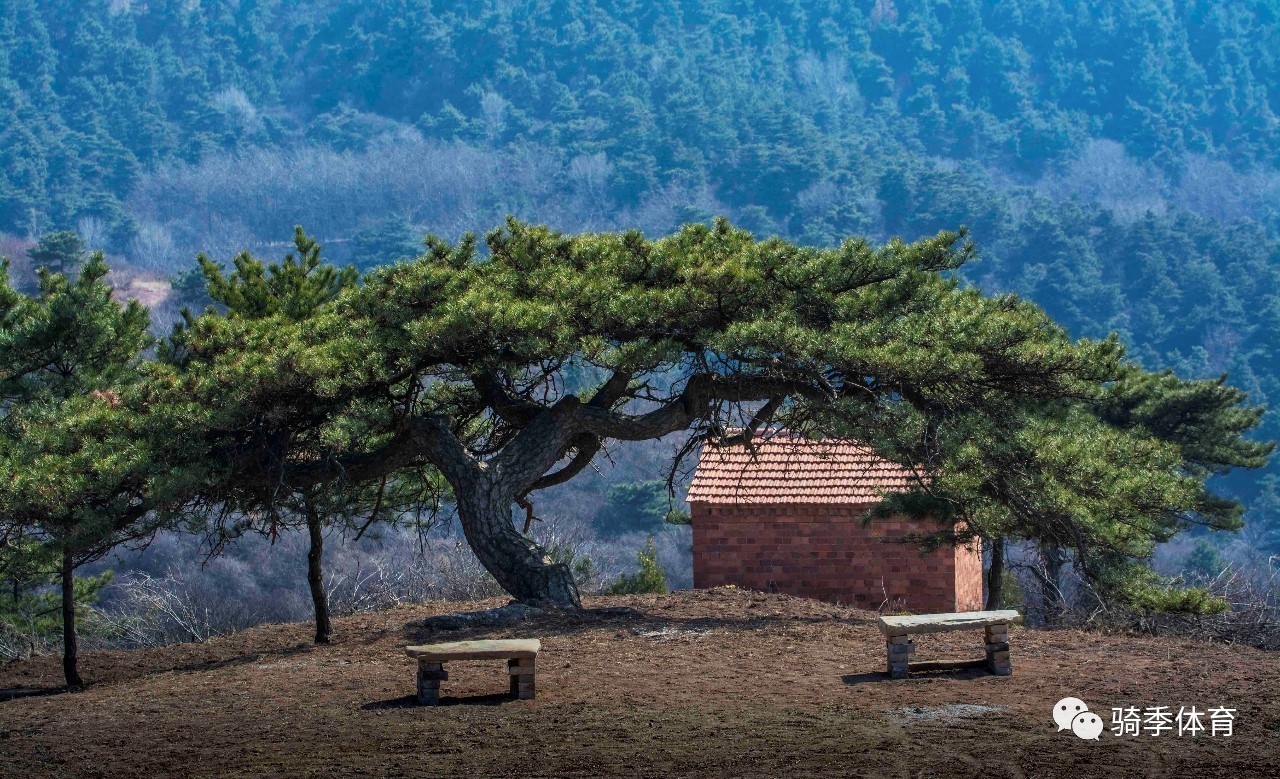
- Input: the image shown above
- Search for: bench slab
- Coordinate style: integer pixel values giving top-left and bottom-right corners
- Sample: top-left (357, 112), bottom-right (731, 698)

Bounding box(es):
top-left (878, 610), bottom-right (1022, 637)
top-left (405, 639), bottom-right (541, 661)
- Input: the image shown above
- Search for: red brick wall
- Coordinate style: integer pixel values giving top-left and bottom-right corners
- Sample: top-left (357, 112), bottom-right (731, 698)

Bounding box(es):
top-left (690, 502), bottom-right (983, 613)
top-left (953, 536), bottom-right (985, 612)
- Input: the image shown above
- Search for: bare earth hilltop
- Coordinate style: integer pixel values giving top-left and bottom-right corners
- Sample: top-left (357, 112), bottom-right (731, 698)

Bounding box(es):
top-left (1, 588), bottom-right (1277, 778)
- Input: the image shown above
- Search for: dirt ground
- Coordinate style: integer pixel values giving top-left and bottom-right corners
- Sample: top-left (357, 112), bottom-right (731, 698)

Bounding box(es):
top-left (1, 587), bottom-right (1277, 778)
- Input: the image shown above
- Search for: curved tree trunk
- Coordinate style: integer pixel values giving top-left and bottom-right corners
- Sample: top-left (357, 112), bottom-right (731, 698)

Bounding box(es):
top-left (305, 501), bottom-right (332, 644)
top-left (985, 536), bottom-right (1005, 611)
top-left (455, 486), bottom-right (580, 607)
top-left (61, 551), bottom-right (84, 688)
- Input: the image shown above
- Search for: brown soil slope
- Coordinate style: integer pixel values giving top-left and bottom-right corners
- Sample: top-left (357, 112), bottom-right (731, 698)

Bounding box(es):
top-left (1, 588), bottom-right (1277, 778)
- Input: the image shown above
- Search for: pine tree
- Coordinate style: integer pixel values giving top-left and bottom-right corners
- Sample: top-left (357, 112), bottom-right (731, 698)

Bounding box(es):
top-left (174, 228), bottom-right (443, 644)
top-left (128, 218), bottom-right (1267, 612)
top-left (26, 231), bottom-right (86, 275)
top-left (0, 253), bottom-right (152, 687)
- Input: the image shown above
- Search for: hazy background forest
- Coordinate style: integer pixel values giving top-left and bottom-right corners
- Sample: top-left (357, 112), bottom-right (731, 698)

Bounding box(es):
top-left (3, 0), bottom-right (1280, 650)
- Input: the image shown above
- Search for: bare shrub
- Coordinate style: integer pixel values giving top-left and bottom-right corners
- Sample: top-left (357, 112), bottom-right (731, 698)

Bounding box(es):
top-left (0, 232), bottom-right (36, 290)
top-left (1007, 541), bottom-right (1280, 650)
top-left (568, 152), bottom-right (614, 200)
top-left (479, 91), bottom-right (507, 141)
top-left (76, 216), bottom-right (109, 252)
top-left (55, 501), bottom-right (694, 653)
top-left (128, 222), bottom-right (178, 272)
top-left (211, 87), bottom-right (263, 135)
top-left (623, 182), bottom-right (729, 237)
top-left (1171, 154), bottom-right (1280, 224)
top-left (87, 564), bottom-right (303, 648)
top-left (795, 51), bottom-right (863, 124)
top-left (323, 534), bottom-right (506, 616)
top-left (1040, 139), bottom-right (1169, 221)
top-left (126, 139), bottom-right (528, 256)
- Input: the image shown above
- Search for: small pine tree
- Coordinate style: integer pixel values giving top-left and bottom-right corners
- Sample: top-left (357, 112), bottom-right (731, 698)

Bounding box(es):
top-left (597, 480), bottom-right (669, 535)
top-left (27, 231), bottom-right (86, 275)
top-left (606, 537), bottom-right (669, 595)
top-left (1182, 538), bottom-right (1228, 583)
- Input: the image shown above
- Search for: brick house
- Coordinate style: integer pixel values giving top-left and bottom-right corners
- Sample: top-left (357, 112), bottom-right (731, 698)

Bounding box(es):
top-left (686, 435), bottom-right (983, 613)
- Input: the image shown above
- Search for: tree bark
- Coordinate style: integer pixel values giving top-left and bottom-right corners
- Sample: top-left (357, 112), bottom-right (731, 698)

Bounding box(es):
top-left (305, 501), bottom-right (332, 644)
top-left (985, 536), bottom-right (1005, 611)
top-left (456, 485), bottom-right (580, 607)
top-left (61, 550), bottom-right (83, 689)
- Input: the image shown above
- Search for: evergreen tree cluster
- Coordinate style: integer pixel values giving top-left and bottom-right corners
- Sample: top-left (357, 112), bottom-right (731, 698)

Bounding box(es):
top-left (3, 0), bottom-right (1280, 237)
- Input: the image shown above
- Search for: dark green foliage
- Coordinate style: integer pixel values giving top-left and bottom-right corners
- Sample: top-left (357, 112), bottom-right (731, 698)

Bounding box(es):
top-left (597, 480), bottom-right (670, 536)
top-left (0, 1), bottom-right (1277, 621)
top-left (1182, 538), bottom-right (1228, 584)
top-left (663, 509), bottom-right (691, 526)
top-left (0, 215), bottom-right (1269, 618)
top-left (5, 1), bottom-right (1280, 233)
top-left (350, 217), bottom-right (422, 271)
top-left (605, 538), bottom-right (669, 596)
top-left (0, 541), bottom-right (112, 660)
top-left (0, 251), bottom-right (154, 683)
top-left (196, 227), bottom-right (359, 321)
top-left (26, 231), bottom-right (85, 275)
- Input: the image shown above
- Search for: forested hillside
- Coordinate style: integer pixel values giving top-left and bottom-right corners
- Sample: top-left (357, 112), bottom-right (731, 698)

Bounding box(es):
top-left (3, 0), bottom-right (1280, 546)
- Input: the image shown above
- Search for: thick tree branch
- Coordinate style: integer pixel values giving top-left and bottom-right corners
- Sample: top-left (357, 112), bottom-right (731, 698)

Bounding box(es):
top-left (587, 369), bottom-right (634, 408)
top-left (526, 433), bottom-right (602, 492)
top-left (574, 373), bottom-right (832, 441)
top-left (489, 396), bottom-right (584, 496)
top-left (472, 372), bottom-right (543, 426)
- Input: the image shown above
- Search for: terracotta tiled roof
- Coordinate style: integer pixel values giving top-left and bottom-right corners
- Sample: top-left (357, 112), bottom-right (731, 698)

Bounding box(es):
top-left (686, 434), bottom-right (918, 505)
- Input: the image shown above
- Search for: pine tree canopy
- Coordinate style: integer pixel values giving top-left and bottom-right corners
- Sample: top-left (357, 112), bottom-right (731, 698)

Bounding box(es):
top-left (29, 218), bottom-right (1255, 610)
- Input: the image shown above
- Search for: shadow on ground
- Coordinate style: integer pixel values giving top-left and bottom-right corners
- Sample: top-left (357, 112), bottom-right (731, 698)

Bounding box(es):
top-left (363, 692), bottom-right (517, 710)
top-left (842, 666), bottom-right (992, 685)
top-left (396, 603), bottom-right (874, 646)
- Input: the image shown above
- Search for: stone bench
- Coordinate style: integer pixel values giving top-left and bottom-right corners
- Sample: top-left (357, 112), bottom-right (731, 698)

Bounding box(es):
top-left (877, 610), bottom-right (1021, 679)
top-left (405, 639), bottom-right (541, 705)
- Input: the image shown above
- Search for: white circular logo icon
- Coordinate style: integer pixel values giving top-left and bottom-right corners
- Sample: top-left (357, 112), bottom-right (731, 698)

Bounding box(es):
top-left (1053, 697), bottom-right (1089, 732)
top-left (1071, 710), bottom-right (1104, 740)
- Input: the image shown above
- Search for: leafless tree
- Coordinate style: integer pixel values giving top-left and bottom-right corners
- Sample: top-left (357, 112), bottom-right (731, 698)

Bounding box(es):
top-left (76, 216), bottom-right (108, 252)
top-left (128, 222), bottom-right (177, 271)
top-left (1040, 139), bottom-right (1169, 221)
top-left (480, 91), bottom-right (508, 143)
top-left (1172, 154), bottom-right (1280, 224)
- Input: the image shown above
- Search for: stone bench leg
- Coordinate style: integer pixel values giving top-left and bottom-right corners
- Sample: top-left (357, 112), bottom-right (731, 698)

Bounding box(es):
top-left (508, 658), bottom-right (536, 699)
top-left (886, 635), bottom-right (915, 679)
top-left (417, 662), bottom-right (448, 705)
top-left (985, 624), bottom-right (1011, 676)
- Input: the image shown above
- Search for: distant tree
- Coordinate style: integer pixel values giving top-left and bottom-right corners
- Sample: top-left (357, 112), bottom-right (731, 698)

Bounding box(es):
top-left (128, 223), bottom-right (177, 271)
top-left (1182, 538), bottom-right (1227, 584)
top-left (26, 231), bottom-right (86, 275)
top-left (350, 216), bottom-right (421, 271)
top-left (596, 480), bottom-right (669, 536)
